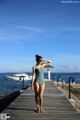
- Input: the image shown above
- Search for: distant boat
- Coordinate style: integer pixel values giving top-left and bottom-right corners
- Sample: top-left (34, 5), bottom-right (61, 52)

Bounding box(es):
top-left (6, 73), bottom-right (32, 81)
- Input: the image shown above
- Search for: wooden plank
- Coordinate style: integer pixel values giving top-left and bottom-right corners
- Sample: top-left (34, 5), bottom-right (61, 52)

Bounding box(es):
top-left (1, 81), bottom-right (80, 120)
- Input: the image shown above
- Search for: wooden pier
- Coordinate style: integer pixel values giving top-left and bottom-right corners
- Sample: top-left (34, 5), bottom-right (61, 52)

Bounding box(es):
top-left (1, 81), bottom-right (80, 120)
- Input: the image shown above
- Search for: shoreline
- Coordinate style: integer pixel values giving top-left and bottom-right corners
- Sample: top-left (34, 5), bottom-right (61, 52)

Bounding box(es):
top-left (53, 81), bottom-right (80, 87)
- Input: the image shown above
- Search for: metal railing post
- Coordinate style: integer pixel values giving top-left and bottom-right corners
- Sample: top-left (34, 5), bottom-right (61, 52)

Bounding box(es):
top-left (57, 75), bottom-right (61, 87)
top-left (19, 76), bottom-right (25, 90)
top-left (69, 77), bottom-right (75, 99)
top-left (23, 76), bottom-right (24, 89)
top-left (53, 75), bottom-right (55, 83)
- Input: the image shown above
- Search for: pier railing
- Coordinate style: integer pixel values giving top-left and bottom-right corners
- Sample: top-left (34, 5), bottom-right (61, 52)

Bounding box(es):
top-left (53, 74), bottom-right (80, 111)
top-left (0, 74), bottom-right (32, 112)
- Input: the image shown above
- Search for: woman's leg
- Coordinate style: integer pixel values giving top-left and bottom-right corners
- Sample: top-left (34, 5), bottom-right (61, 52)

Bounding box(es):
top-left (34, 82), bottom-right (40, 112)
top-left (39, 83), bottom-right (45, 112)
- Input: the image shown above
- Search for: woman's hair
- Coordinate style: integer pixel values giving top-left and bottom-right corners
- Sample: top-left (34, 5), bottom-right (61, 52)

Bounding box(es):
top-left (35, 54), bottom-right (43, 62)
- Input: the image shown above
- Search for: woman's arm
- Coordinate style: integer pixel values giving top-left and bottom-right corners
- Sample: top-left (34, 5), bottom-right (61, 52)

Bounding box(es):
top-left (43, 59), bottom-right (52, 67)
top-left (31, 66), bottom-right (35, 90)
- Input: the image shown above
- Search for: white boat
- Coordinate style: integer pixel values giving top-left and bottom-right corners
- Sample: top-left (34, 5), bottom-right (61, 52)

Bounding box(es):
top-left (6, 73), bottom-right (32, 81)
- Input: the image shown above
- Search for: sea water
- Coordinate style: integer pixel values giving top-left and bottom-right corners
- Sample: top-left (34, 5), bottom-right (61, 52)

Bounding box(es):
top-left (0, 72), bottom-right (80, 96)
top-left (0, 73), bottom-right (32, 96)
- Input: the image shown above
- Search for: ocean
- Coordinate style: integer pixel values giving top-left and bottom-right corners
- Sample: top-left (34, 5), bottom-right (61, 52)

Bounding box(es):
top-left (0, 72), bottom-right (80, 96)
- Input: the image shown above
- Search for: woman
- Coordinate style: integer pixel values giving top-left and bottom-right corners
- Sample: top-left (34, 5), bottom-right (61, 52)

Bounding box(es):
top-left (32, 55), bottom-right (52, 113)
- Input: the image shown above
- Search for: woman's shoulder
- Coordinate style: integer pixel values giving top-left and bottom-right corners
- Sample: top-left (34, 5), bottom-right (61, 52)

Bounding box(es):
top-left (32, 65), bottom-right (37, 69)
top-left (33, 64), bottom-right (44, 69)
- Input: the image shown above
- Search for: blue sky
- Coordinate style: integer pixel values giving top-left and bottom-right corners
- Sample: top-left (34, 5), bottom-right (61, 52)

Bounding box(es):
top-left (0, 0), bottom-right (80, 72)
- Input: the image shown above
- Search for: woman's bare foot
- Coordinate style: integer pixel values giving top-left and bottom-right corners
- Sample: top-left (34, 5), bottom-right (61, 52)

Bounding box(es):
top-left (36, 105), bottom-right (40, 113)
top-left (40, 108), bottom-right (44, 113)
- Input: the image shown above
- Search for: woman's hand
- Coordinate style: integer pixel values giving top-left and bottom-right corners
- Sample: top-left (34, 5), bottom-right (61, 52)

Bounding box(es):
top-left (42, 59), bottom-right (52, 67)
top-left (31, 81), bottom-right (34, 90)
top-left (43, 59), bottom-right (52, 63)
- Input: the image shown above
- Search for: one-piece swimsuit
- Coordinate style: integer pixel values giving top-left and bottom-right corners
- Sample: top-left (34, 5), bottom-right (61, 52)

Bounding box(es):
top-left (35, 68), bottom-right (45, 85)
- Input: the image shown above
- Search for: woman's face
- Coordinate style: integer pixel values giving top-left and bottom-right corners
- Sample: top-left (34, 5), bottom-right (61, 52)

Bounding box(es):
top-left (38, 58), bottom-right (43, 64)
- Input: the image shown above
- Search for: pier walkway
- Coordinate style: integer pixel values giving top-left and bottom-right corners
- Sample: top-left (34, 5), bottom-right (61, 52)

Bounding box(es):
top-left (1, 81), bottom-right (80, 120)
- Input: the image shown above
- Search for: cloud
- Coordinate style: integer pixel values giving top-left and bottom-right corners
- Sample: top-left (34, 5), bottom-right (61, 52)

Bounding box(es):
top-left (0, 25), bottom-right (44, 45)
top-left (0, 34), bottom-right (34, 46)
top-left (0, 64), bottom-right (32, 73)
top-left (16, 26), bottom-right (43, 33)
top-left (8, 65), bottom-right (32, 72)
top-left (54, 64), bottom-right (80, 72)
top-left (0, 63), bottom-right (80, 73)
top-left (52, 53), bottom-right (80, 65)
top-left (47, 24), bottom-right (80, 38)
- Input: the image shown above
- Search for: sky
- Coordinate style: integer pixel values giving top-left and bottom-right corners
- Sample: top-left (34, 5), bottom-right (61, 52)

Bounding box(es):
top-left (0, 0), bottom-right (80, 73)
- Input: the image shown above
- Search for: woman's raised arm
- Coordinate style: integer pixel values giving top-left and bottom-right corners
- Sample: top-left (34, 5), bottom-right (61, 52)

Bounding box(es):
top-left (42, 59), bottom-right (52, 67)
